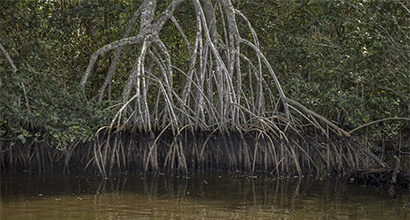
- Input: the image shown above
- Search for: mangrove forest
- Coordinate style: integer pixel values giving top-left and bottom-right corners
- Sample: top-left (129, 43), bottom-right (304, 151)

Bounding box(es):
top-left (0, 0), bottom-right (409, 186)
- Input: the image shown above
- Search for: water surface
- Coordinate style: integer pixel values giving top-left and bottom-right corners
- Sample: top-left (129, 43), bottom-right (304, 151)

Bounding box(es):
top-left (1, 172), bottom-right (409, 219)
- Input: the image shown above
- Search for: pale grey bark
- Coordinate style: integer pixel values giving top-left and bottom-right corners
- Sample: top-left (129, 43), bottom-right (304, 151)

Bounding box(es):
top-left (171, 16), bottom-right (192, 53)
top-left (98, 5), bottom-right (143, 102)
top-left (81, 34), bottom-right (145, 86)
top-left (21, 82), bottom-right (32, 115)
top-left (199, 0), bottom-right (217, 44)
top-left (181, 15), bottom-right (201, 104)
top-left (0, 42), bottom-right (17, 74)
top-left (82, 0), bottom-right (294, 133)
top-left (153, 0), bottom-right (186, 33)
top-left (240, 39), bottom-right (290, 119)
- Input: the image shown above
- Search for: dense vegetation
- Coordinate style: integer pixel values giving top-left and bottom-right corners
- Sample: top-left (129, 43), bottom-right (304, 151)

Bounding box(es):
top-left (238, 0), bottom-right (410, 151)
top-left (0, 0), bottom-right (409, 174)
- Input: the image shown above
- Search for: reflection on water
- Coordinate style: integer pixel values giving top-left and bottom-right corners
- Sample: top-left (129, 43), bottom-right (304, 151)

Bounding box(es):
top-left (1, 172), bottom-right (410, 219)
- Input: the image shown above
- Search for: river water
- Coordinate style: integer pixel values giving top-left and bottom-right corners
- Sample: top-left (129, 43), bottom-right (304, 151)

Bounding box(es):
top-left (1, 172), bottom-right (409, 219)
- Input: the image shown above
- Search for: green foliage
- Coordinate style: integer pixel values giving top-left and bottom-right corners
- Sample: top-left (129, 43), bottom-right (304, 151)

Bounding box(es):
top-left (0, 67), bottom-right (118, 149)
top-left (236, 0), bottom-right (409, 143)
top-left (0, 0), bottom-right (133, 148)
top-left (0, 0), bottom-right (408, 150)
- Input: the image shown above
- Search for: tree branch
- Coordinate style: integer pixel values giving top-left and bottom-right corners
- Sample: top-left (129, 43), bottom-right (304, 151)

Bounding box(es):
top-left (0, 41), bottom-right (18, 74)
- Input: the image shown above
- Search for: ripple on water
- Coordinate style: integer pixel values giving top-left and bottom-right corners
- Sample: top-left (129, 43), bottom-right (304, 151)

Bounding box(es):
top-left (1, 173), bottom-right (409, 220)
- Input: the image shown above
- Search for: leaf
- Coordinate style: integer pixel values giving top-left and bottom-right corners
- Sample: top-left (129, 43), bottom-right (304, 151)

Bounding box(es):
top-left (308, 0), bottom-right (320, 5)
top-left (17, 134), bottom-right (26, 144)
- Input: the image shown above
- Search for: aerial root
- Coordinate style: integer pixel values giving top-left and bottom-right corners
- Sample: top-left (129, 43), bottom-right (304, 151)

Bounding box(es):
top-left (0, 127), bottom-right (386, 178)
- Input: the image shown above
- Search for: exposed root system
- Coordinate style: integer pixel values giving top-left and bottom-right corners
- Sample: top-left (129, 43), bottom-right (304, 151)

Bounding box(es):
top-left (1, 128), bottom-right (387, 179)
top-left (0, 0), bottom-right (401, 189)
top-left (349, 156), bottom-right (410, 188)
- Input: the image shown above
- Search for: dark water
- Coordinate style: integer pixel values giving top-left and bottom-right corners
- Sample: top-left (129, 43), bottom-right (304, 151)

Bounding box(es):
top-left (1, 172), bottom-right (409, 219)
